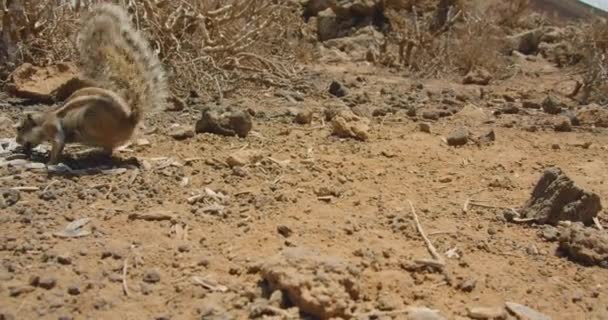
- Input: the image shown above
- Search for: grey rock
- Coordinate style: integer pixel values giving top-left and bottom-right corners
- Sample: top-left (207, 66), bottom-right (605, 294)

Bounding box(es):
top-left (519, 167), bottom-right (602, 225)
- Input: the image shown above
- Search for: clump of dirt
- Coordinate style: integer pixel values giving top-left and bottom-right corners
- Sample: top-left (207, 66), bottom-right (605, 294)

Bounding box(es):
top-left (195, 106), bottom-right (253, 138)
top-left (257, 247), bottom-right (360, 319)
top-left (330, 109), bottom-right (370, 141)
top-left (517, 167), bottom-right (602, 225)
top-left (558, 222), bottom-right (608, 268)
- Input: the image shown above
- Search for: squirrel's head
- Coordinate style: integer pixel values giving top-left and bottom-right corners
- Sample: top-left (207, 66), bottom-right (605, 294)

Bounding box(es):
top-left (14, 112), bottom-right (46, 151)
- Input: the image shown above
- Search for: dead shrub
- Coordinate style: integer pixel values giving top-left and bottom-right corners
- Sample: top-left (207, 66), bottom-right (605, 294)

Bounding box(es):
top-left (380, 0), bottom-right (511, 78)
top-left (0, 0), bottom-right (306, 99)
top-left (569, 19), bottom-right (608, 104)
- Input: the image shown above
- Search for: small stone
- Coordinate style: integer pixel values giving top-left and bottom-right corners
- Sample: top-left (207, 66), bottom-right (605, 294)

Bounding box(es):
top-left (154, 315), bottom-right (172, 320)
top-left (329, 80), bottom-right (348, 97)
top-left (226, 150), bottom-right (263, 168)
top-left (8, 285), bottom-right (34, 297)
top-left (67, 285), bottom-right (80, 295)
top-left (377, 292), bottom-right (405, 311)
top-left (419, 122), bottom-right (431, 133)
top-left (457, 278), bottom-right (477, 292)
top-left (143, 269), bottom-right (161, 284)
top-left (438, 176), bottom-right (452, 183)
top-left (406, 107), bottom-right (417, 117)
top-left (0, 313), bottom-right (16, 320)
top-left (478, 129), bottom-right (496, 145)
top-left (554, 117), bottom-right (572, 132)
top-left (467, 306), bottom-right (506, 319)
top-left (197, 258), bottom-right (210, 267)
top-left (0, 189), bottom-right (20, 209)
top-left (178, 245), bottom-right (190, 253)
top-left (39, 190), bottom-right (57, 201)
top-left (58, 316), bottom-right (74, 320)
top-left (28, 275), bottom-right (40, 286)
top-left (500, 103), bottom-right (520, 114)
top-left (542, 95), bottom-right (563, 115)
top-left (505, 302), bottom-right (551, 320)
top-left (38, 277), bottom-right (57, 290)
top-left (463, 68), bottom-right (492, 86)
top-left (140, 283), bottom-right (153, 295)
top-left (422, 110), bottom-right (440, 120)
top-left (277, 225), bottom-right (293, 238)
top-left (57, 254), bottom-right (72, 265)
top-left (540, 226), bottom-right (559, 242)
top-left (447, 127), bottom-right (469, 146)
top-left (522, 100), bottom-right (542, 109)
top-left (294, 110), bottom-right (313, 125)
top-left (268, 290), bottom-right (284, 307)
top-left (551, 144), bottom-right (560, 150)
top-left (168, 127), bottom-right (195, 140)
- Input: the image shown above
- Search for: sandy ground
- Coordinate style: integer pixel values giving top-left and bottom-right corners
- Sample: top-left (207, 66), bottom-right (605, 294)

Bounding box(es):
top-left (1, 54), bottom-right (608, 320)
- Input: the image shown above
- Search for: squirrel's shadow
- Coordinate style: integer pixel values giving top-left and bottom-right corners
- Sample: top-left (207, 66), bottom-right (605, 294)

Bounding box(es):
top-left (27, 149), bottom-right (139, 177)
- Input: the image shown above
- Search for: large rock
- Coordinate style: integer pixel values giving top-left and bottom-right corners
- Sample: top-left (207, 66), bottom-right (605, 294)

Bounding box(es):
top-left (257, 247), bottom-right (360, 319)
top-left (7, 63), bottom-right (91, 103)
top-left (558, 223), bottom-right (608, 268)
top-left (518, 167), bottom-right (602, 225)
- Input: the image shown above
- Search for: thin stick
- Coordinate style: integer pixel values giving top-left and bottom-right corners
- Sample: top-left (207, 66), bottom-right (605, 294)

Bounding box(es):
top-left (593, 217), bottom-right (604, 230)
top-left (408, 200), bottom-right (444, 264)
top-left (122, 258), bottom-right (130, 297)
top-left (43, 180), bottom-right (59, 193)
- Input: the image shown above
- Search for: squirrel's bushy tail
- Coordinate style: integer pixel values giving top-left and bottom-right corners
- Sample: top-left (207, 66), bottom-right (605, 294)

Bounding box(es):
top-left (76, 3), bottom-right (167, 124)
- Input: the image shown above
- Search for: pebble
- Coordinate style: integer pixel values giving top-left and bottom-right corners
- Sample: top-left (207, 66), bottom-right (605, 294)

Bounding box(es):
top-left (540, 226), bottom-right (559, 242)
top-left (467, 306), bottom-right (506, 319)
top-left (67, 284), bottom-right (81, 295)
top-left (294, 110), bottom-right (313, 125)
top-left (143, 269), bottom-right (161, 284)
top-left (447, 126), bottom-right (469, 146)
top-left (457, 278), bottom-right (477, 292)
top-left (0, 313), bottom-right (16, 320)
top-left (39, 190), bottom-right (57, 201)
top-left (505, 302), bottom-right (551, 320)
top-left (329, 80), bottom-right (348, 97)
top-left (419, 122), bottom-right (431, 133)
top-left (277, 225), bottom-right (293, 238)
top-left (422, 110), bottom-right (440, 120)
top-left (38, 276), bottom-right (57, 290)
top-left (522, 100), bottom-right (541, 109)
top-left (554, 117), bottom-right (572, 132)
top-left (57, 254), bottom-right (72, 265)
top-left (168, 127), bottom-right (195, 140)
top-left (8, 285), bottom-right (34, 297)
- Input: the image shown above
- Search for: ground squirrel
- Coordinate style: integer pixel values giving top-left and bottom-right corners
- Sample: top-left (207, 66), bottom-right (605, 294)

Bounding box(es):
top-left (14, 3), bottom-right (167, 164)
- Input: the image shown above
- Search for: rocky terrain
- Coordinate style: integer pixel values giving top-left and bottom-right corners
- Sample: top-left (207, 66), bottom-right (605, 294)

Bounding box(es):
top-left (1, 1), bottom-right (608, 319)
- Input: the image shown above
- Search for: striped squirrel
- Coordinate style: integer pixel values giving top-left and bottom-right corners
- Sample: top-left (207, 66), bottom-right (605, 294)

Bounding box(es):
top-left (15, 3), bottom-right (167, 164)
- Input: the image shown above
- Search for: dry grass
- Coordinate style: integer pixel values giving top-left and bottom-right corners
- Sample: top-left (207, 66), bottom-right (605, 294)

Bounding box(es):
top-left (0, 0), bottom-right (306, 99)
